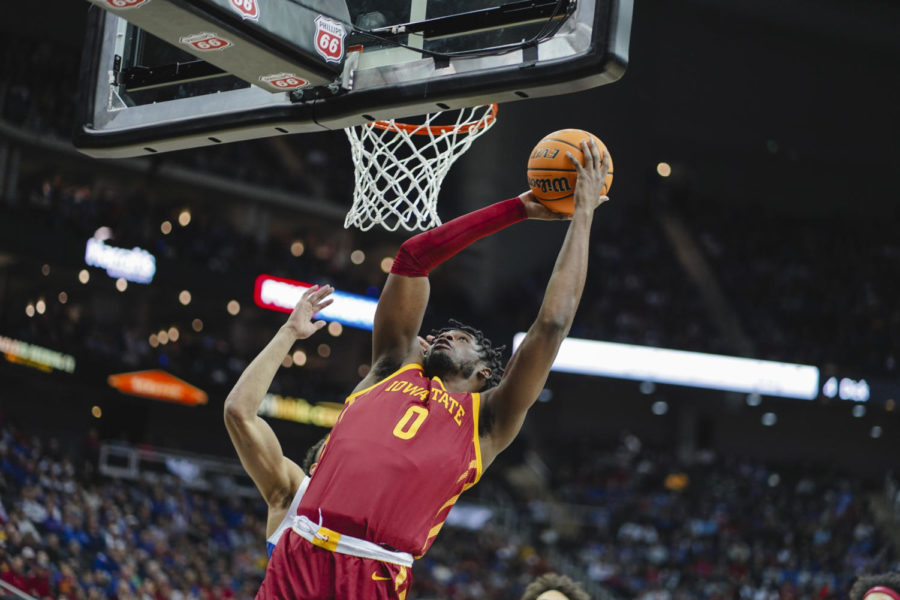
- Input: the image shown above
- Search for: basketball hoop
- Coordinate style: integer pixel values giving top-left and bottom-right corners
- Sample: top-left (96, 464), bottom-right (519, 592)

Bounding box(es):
top-left (344, 104), bottom-right (498, 232)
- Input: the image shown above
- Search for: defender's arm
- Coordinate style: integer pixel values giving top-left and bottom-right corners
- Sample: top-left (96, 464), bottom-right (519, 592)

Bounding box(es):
top-left (224, 285), bottom-right (333, 508)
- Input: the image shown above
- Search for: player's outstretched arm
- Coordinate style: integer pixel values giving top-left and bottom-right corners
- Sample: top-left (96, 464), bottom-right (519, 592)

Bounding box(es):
top-left (224, 285), bottom-right (333, 509)
top-left (480, 141), bottom-right (610, 467)
top-left (360, 195), bottom-right (539, 389)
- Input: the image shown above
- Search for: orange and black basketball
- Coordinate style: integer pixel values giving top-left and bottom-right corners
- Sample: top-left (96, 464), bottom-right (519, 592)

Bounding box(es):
top-left (526, 129), bottom-right (613, 215)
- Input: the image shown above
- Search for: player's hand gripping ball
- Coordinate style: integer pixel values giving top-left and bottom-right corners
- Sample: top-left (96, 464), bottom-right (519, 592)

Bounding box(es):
top-left (527, 129), bottom-right (613, 215)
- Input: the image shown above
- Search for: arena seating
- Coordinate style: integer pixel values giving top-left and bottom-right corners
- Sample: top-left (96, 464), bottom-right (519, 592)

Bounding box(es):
top-left (1, 423), bottom-right (896, 599)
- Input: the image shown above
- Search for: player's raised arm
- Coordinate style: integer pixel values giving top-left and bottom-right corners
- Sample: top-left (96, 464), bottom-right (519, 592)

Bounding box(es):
top-left (480, 141), bottom-right (610, 466)
top-left (365, 194), bottom-right (550, 383)
top-left (224, 285), bottom-right (333, 509)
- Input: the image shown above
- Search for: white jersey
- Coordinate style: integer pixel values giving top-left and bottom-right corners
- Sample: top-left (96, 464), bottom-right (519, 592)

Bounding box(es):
top-left (265, 475), bottom-right (310, 558)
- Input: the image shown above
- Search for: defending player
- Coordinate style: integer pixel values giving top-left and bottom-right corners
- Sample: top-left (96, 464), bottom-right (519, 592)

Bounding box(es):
top-left (225, 287), bottom-right (431, 556)
top-left (256, 140), bottom-right (611, 599)
top-left (521, 573), bottom-right (591, 600)
top-left (223, 286), bottom-right (333, 556)
top-left (264, 436), bottom-right (326, 557)
top-left (850, 573), bottom-right (900, 600)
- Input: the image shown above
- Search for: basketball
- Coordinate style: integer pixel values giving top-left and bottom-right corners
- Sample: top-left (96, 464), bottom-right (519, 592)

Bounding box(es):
top-left (526, 129), bottom-right (613, 215)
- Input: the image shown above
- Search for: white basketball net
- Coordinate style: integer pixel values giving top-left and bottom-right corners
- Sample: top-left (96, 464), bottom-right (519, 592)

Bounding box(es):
top-left (344, 104), bottom-right (498, 231)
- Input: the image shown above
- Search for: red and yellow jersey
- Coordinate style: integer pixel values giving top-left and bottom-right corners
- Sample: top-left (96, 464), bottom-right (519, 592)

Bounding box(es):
top-left (297, 363), bottom-right (482, 557)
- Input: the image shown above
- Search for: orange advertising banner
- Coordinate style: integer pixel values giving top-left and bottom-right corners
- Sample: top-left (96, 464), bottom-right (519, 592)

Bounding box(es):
top-left (108, 369), bottom-right (208, 406)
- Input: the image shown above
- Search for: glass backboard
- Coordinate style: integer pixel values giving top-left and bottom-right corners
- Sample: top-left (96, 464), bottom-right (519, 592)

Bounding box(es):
top-left (75, 0), bottom-right (633, 158)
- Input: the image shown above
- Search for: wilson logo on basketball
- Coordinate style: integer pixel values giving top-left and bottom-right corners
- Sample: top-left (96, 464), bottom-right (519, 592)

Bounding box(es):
top-left (528, 176), bottom-right (572, 194)
top-left (229, 0), bottom-right (259, 21)
top-left (180, 33), bottom-right (233, 52)
top-left (105, 0), bottom-right (152, 8)
top-left (260, 73), bottom-right (309, 90)
top-left (314, 15), bottom-right (346, 63)
top-left (530, 147), bottom-right (560, 160)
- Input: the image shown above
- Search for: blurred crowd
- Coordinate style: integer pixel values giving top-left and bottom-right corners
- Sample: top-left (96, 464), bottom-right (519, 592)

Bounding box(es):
top-left (1, 421), bottom-right (896, 600)
top-left (499, 203), bottom-right (727, 357)
top-left (0, 424), bottom-right (266, 599)
top-left (695, 209), bottom-right (900, 376)
top-left (415, 435), bottom-right (899, 600)
top-left (0, 37), bottom-right (78, 139)
top-left (539, 436), bottom-right (896, 599)
top-left (4, 164), bottom-right (898, 416)
top-left (3, 164), bottom-right (736, 411)
top-left (19, 172), bottom-right (360, 283)
top-left (499, 203), bottom-right (899, 379)
top-left (2, 166), bottom-right (379, 401)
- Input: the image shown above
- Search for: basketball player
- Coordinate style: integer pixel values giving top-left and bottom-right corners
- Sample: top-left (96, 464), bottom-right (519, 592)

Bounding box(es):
top-left (224, 286), bottom-right (431, 555)
top-left (850, 573), bottom-right (900, 600)
top-left (223, 285), bottom-right (333, 556)
top-left (256, 140), bottom-right (611, 599)
top-left (521, 573), bottom-right (591, 600)
top-left (263, 436), bottom-right (325, 557)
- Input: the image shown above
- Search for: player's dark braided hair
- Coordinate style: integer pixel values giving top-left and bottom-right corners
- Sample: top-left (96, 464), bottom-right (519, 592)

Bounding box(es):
top-left (520, 573), bottom-right (591, 600)
top-left (301, 435), bottom-right (329, 473)
top-left (430, 319), bottom-right (505, 390)
top-left (850, 573), bottom-right (900, 600)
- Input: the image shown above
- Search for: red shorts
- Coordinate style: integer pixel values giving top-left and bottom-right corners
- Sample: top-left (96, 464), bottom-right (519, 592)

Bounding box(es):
top-left (256, 530), bottom-right (412, 600)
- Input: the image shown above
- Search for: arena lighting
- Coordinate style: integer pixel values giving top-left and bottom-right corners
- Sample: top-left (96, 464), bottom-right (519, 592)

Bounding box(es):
top-left (84, 237), bottom-right (156, 283)
top-left (258, 394), bottom-right (341, 427)
top-left (821, 375), bottom-right (871, 403)
top-left (444, 504), bottom-right (494, 530)
top-left (0, 335), bottom-right (76, 373)
top-left (108, 369), bottom-right (207, 406)
top-left (512, 334), bottom-right (821, 400)
top-left (254, 274), bottom-right (377, 331)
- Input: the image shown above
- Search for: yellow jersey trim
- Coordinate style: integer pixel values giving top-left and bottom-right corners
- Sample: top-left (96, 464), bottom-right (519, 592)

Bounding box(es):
top-left (471, 392), bottom-right (483, 485)
top-left (344, 363), bottom-right (423, 404)
top-left (437, 492), bottom-right (462, 515)
top-left (395, 567), bottom-right (408, 594)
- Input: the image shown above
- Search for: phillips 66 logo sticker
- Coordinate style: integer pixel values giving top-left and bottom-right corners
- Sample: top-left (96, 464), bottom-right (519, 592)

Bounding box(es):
top-left (229, 0), bottom-right (259, 20)
top-left (259, 73), bottom-right (309, 90)
top-left (180, 33), bottom-right (233, 52)
top-left (105, 0), bottom-right (152, 8)
top-left (314, 15), bottom-right (346, 63)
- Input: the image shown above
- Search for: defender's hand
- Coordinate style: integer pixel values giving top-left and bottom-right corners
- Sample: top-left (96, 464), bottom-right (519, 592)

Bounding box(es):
top-left (283, 285), bottom-right (334, 339)
top-left (567, 140), bottom-right (611, 213)
top-left (518, 191), bottom-right (571, 221)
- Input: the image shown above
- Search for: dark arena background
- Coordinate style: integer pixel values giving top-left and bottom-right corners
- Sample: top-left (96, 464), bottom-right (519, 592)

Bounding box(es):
top-left (1, 0), bottom-right (899, 598)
